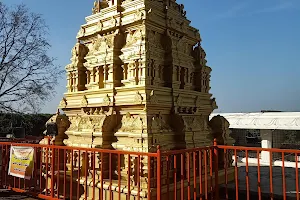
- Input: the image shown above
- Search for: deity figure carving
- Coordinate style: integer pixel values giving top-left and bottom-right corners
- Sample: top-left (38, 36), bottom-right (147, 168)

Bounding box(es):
top-left (192, 42), bottom-right (207, 66)
top-left (71, 42), bottom-right (88, 64)
top-left (92, 0), bottom-right (109, 14)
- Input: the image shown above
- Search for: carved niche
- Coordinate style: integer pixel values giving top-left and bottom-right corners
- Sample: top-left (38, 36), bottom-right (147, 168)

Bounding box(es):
top-left (92, 34), bottom-right (114, 52)
top-left (67, 116), bottom-right (81, 132)
top-left (68, 114), bottom-right (110, 132)
top-left (182, 116), bottom-right (205, 131)
top-left (118, 113), bottom-right (145, 133)
top-left (69, 42), bottom-right (89, 67)
top-left (78, 117), bottom-right (94, 130)
top-left (125, 28), bottom-right (143, 47)
top-left (150, 113), bottom-right (172, 132)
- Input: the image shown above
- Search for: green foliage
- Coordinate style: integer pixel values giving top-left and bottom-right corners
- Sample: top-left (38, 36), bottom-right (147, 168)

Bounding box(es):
top-left (0, 113), bottom-right (52, 137)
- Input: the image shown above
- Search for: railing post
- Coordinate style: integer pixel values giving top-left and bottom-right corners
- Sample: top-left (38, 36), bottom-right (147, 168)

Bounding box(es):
top-left (157, 146), bottom-right (161, 200)
top-left (213, 139), bottom-right (219, 200)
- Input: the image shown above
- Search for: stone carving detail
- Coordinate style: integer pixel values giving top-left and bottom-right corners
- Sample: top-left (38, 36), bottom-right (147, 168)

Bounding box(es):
top-left (135, 10), bottom-right (146, 20)
top-left (103, 94), bottom-right (111, 106)
top-left (41, 111), bottom-right (70, 146)
top-left (93, 35), bottom-right (113, 52)
top-left (182, 116), bottom-right (205, 131)
top-left (118, 113), bottom-right (145, 132)
top-left (77, 27), bottom-right (85, 38)
top-left (96, 20), bottom-right (103, 32)
top-left (67, 42), bottom-right (88, 68)
top-left (211, 98), bottom-right (217, 110)
top-left (147, 30), bottom-right (163, 49)
top-left (81, 95), bottom-right (88, 107)
top-left (176, 95), bottom-right (183, 107)
top-left (193, 42), bottom-right (207, 66)
top-left (78, 117), bottom-right (94, 130)
top-left (68, 116), bottom-right (81, 131)
top-left (195, 96), bottom-right (201, 107)
top-left (68, 115), bottom-right (108, 132)
top-left (150, 113), bottom-right (171, 132)
top-left (125, 29), bottom-right (143, 47)
top-left (177, 37), bottom-right (187, 53)
top-left (59, 97), bottom-right (67, 108)
top-left (149, 90), bottom-right (158, 104)
top-left (92, 0), bottom-right (108, 14)
top-left (134, 91), bottom-right (143, 104)
top-left (193, 116), bottom-right (204, 130)
top-left (182, 116), bottom-right (194, 131)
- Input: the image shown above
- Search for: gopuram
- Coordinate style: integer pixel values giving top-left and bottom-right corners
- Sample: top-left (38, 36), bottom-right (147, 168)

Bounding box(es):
top-left (55, 0), bottom-right (233, 199)
top-left (60, 0), bottom-right (217, 152)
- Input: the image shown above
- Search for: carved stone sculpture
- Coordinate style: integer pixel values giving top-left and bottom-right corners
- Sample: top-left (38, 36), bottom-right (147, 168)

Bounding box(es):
top-left (209, 115), bottom-right (234, 168)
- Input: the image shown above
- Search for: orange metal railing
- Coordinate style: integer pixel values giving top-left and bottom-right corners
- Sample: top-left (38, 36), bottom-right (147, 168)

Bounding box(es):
top-left (0, 141), bottom-right (300, 200)
top-left (218, 145), bottom-right (300, 200)
top-left (0, 142), bottom-right (219, 200)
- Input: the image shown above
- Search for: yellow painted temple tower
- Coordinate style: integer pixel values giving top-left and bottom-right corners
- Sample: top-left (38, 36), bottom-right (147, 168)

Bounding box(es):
top-left (59, 0), bottom-right (218, 152)
top-left (51, 1), bottom-right (236, 199)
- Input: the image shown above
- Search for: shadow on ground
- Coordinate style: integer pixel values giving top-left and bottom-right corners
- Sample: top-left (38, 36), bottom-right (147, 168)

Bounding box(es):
top-left (219, 165), bottom-right (300, 200)
top-left (0, 190), bottom-right (40, 200)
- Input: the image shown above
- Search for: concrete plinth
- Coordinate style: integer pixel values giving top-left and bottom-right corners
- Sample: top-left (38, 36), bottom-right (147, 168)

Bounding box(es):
top-left (260, 129), bottom-right (273, 164)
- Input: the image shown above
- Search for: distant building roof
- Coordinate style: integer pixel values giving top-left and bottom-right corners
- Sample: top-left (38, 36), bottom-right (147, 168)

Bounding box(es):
top-left (210, 112), bottom-right (300, 130)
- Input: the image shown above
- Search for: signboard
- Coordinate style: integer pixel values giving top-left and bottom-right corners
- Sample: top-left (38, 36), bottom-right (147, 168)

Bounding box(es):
top-left (8, 146), bottom-right (34, 179)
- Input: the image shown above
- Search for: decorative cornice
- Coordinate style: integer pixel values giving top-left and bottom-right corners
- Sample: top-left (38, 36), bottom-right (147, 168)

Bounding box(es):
top-left (210, 112), bottom-right (300, 130)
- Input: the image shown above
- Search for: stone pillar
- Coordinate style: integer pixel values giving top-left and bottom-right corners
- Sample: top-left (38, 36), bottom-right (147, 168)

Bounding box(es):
top-left (138, 60), bottom-right (146, 85)
top-left (67, 72), bottom-right (73, 93)
top-left (86, 70), bottom-right (91, 85)
top-left (104, 64), bottom-right (114, 88)
top-left (172, 65), bottom-right (180, 89)
top-left (260, 129), bottom-right (273, 164)
top-left (128, 62), bottom-right (137, 85)
top-left (153, 61), bottom-right (162, 86)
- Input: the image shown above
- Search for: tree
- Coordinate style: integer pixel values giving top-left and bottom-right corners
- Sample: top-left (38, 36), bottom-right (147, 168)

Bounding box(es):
top-left (0, 3), bottom-right (63, 113)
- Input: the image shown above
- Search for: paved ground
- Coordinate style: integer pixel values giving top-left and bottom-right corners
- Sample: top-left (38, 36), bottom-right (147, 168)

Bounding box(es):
top-left (0, 190), bottom-right (40, 200)
top-left (1, 160), bottom-right (298, 199)
top-left (221, 162), bottom-right (300, 199)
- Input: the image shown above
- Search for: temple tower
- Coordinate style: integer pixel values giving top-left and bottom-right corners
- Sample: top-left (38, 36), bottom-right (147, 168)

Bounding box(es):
top-left (59, 0), bottom-right (217, 152)
top-left (57, 0), bottom-right (220, 198)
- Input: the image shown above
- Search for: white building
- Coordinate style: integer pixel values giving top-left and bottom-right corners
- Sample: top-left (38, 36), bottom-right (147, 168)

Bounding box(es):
top-left (210, 112), bottom-right (300, 166)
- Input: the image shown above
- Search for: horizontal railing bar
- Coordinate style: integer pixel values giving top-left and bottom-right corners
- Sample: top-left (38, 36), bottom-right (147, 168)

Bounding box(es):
top-left (0, 142), bottom-right (158, 156)
top-left (161, 146), bottom-right (215, 155)
top-left (218, 145), bottom-right (300, 154)
top-left (3, 141), bottom-right (300, 200)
